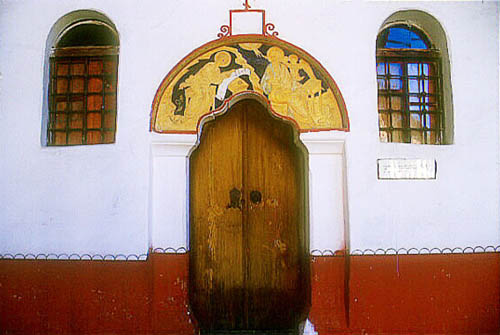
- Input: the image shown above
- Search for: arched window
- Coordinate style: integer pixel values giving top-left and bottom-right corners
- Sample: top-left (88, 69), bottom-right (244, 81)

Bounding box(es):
top-left (376, 15), bottom-right (451, 145)
top-left (47, 17), bottom-right (119, 145)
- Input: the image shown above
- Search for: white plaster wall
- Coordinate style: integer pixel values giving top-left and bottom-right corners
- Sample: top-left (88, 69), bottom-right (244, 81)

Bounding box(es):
top-left (269, 0), bottom-right (500, 250)
top-left (0, 0), bottom-right (498, 255)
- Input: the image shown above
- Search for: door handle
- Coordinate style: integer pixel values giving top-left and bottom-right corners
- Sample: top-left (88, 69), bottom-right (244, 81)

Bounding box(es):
top-left (227, 187), bottom-right (243, 210)
top-left (250, 190), bottom-right (262, 204)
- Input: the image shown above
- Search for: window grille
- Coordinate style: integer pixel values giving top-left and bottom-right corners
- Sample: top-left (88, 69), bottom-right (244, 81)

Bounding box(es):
top-left (376, 26), bottom-right (443, 144)
top-left (47, 22), bottom-right (118, 146)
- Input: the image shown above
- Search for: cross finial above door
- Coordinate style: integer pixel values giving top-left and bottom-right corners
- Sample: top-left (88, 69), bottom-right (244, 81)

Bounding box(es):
top-left (217, 0), bottom-right (278, 38)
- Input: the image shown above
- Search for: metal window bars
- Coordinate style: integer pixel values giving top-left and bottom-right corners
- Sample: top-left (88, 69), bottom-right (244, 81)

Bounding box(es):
top-left (376, 49), bottom-right (443, 145)
top-left (47, 47), bottom-right (118, 146)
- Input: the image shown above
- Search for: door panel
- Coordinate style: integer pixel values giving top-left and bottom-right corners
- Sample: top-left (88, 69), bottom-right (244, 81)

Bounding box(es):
top-left (190, 100), bottom-right (309, 332)
top-left (244, 104), bottom-right (306, 329)
top-left (190, 108), bottom-right (245, 329)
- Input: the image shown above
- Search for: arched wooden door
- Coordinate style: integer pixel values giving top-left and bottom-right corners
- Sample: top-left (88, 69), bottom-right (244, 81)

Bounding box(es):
top-left (189, 99), bottom-right (309, 333)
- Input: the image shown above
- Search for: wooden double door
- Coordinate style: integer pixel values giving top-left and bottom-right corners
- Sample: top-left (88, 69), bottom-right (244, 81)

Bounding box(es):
top-left (189, 100), bottom-right (310, 333)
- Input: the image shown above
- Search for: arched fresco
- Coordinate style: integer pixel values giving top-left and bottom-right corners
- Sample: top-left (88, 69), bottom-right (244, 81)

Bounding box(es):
top-left (151, 35), bottom-right (349, 133)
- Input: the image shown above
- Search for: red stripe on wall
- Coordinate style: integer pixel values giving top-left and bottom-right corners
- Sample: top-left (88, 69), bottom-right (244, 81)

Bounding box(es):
top-left (0, 253), bottom-right (196, 335)
top-left (150, 253), bottom-right (196, 334)
top-left (310, 253), bottom-right (500, 335)
top-left (310, 256), bottom-right (348, 330)
top-left (1, 252), bottom-right (499, 334)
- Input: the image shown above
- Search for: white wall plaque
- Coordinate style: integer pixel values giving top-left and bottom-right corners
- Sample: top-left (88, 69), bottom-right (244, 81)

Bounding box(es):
top-left (377, 159), bottom-right (436, 180)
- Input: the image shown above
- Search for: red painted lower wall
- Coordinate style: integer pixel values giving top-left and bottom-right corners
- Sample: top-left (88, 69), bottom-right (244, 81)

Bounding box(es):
top-left (1, 253), bottom-right (499, 334)
top-left (309, 253), bottom-right (500, 335)
top-left (0, 253), bottom-right (196, 335)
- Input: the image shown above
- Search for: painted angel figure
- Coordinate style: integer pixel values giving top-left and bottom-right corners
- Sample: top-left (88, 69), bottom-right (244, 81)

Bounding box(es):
top-left (260, 47), bottom-right (295, 116)
top-left (178, 51), bottom-right (233, 118)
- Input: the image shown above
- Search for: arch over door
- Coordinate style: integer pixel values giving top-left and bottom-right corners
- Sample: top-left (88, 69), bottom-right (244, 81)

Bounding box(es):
top-left (189, 99), bottom-right (310, 332)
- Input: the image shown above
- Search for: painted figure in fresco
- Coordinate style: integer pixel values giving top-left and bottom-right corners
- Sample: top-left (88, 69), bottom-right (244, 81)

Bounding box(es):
top-left (288, 54), bottom-right (323, 123)
top-left (175, 49), bottom-right (263, 122)
top-left (178, 51), bottom-right (233, 120)
top-left (261, 47), bottom-right (322, 125)
top-left (260, 47), bottom-right (295, 117)
top-left (155, 41), bottom-right (344, 132)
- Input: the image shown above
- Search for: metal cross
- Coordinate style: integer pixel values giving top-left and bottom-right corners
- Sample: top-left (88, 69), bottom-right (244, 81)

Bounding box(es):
top-left (243, 0), bottom-right (251, 10)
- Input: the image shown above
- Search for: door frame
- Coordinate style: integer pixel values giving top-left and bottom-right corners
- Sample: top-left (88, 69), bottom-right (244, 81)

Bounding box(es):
top-left (149, 91), bottom-right (349, 262)
top-left (187, 94), bottom-right (311, 330)
top-left (150, 93), bottom-right (349, 330)
top-left (149, 28), bottom-right (350, 330)
top-left (188, 94), bottom-right (311, 251)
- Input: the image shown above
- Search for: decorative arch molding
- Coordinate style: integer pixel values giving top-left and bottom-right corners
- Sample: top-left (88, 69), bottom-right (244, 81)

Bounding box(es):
top-left (46, 10), bottom-right (118, 48)
top-left (194, 91), bottom-right (303, 142)
top-left (151, 35), bottom-right (350, 134)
